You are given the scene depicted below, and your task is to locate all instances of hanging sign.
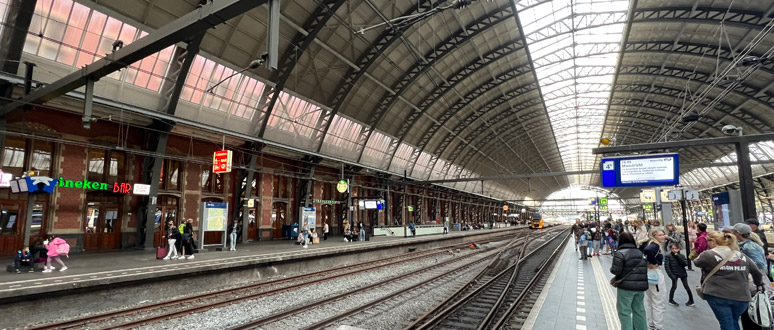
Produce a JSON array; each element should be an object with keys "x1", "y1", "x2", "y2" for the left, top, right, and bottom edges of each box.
[
  {"x1": 502, "y1": 205, "x2": 509, "y2": 211},
  {"x1": 336, "y1": 179, "x2": 348, "y2": 193},
  {"x1": 133, "y1": 183, "x2": 150, "y2": 195},
  {"x1": 640, "y1": 189, "x2": 657, "y2": 203},
  {"x1": 213, "y1": 150, "x2": 233, "y2": 174},
  {"x1": 25, "y1": 176, "x2": 56, "y2": 194},
  {"x1": 601, "y1": 153, "x2": 679, "y2": 187},
  {"x1": 407, "y1": 205, "x2": 414, "y2": 212}
]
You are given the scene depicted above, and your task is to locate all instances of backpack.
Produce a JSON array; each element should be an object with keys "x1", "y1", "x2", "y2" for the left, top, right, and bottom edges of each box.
[
  {"x1": 56, "y1": 240, "x2": 70, "y2": 256},
  {"x1": 178, "y1": 223, "x2": 186, "y2": 235}
]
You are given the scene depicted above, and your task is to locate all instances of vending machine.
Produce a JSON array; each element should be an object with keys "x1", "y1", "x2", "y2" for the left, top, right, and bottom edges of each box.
[{"x1": 712, "y1": 190, "x2": 743, "y2": 229}]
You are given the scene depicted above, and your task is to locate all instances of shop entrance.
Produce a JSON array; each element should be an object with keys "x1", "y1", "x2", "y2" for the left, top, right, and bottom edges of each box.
[
  {"x1": 154, "y1": 195, "x2": 179, "y2": 248},
  {"x1": 247, "y1": 209, "x2": 257, "y2": 241},
  {"x1": 83, "y1": 203, "x2": 121, "y2": 250},
  {"x1": 272, "y1": 202, "x2": 287, "y2": 239}
]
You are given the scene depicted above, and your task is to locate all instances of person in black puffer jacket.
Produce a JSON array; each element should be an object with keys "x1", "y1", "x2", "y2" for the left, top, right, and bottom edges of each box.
[
  {"x1": 610, "y1": 232, "x2": 648, "y2": 330},
  {"x1": 664, "y1": 242, "x2": 694, "y2": 307}
]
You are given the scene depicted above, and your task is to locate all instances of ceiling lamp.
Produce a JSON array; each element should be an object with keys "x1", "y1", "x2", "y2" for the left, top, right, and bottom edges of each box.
[{"x1": 681, "y1": 110, "x2": 700, "y2": 123}]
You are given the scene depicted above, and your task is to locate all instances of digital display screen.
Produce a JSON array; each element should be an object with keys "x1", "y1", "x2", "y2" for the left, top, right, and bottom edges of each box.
[{"x1": 601, "y1": 153, "x2": 679, "y2": 188}]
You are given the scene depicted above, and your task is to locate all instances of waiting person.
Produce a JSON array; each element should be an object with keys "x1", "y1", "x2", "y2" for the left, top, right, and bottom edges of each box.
[
  {"x1": 579, "y1": 229, "x2": 590, "y2": 260},
  {"x1": 665, "y1": 224, "x2": 683, "y2": 250},
  {"x1": 359, "y1": 222, "x2": 366, "y2": 242},
  {"x1": 747, "y1": 219, "x2": 768, "y2": 252},
  {"x1": 733, "y1": 223, "x2": 767, "y2": 272},
  {"x1": 572, "y1": 219, "x2": 581, "y2": 251},
  {"x1": 688, "y1": 222, "x2": 698, "y2": 250},
  {"x1": 691, "y1": 223, "x2": 709, "y2": 259},
  {"x1": 43, "y1": 236, "x2": 69, "y2": 272},
  {"x1": 443, "y1": 221, "x2": 448, "y2": 235},
  {"x1": 229, "y1": 221, "x2": 239, "y2": 251},
  {"x1": 14, "y1": 247, "x2": 35, "y2": 273},
  {"x1": 664, "y1": 242, "x2": 694, "y2": 307},
  {"x1": 695, "y1": 231, "x2": 764, "y2": 330},
  {"x1": 592, "y1": 226, "x2": 603, "y2": 256},
  {"x1": 610, "y1": 232, "x2": 648, "y2": 330},
  {"x1": 302, "y1": 222, "x2": 309, "y2": 248},
  {"x1": 409, "y1": 222, "x2": 416, "y2": 237},
  {"x1": 182, "y1": 218, "x2": 195, "y2": 259},
  {"x1": 642, "y1": 229, "x2": 667, "y2": 330},
  {"x1": 631, "y1": 220, "x2": 649, "y2": 250},
  {"x1": 163, "y1": 220, "x2": 180, "y2": 260},
  {"x1": 323, "y1": 221, "x2": 329, "y2": 241}
]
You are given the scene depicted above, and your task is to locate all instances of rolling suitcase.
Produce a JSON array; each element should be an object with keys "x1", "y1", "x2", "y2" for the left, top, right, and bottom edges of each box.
[{"x1": 156, "y1": 246, "x2": 169, "y2": 259}]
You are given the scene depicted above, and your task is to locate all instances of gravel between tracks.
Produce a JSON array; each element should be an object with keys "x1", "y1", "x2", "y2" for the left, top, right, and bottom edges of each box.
[{"x1": 134, "y1": 242, "x2": 503, "y2": 330}]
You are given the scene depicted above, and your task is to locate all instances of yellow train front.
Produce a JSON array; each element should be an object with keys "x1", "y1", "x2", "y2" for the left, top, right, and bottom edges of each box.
[{"x1": 530, "y1": 212, "x2": 543, "y2": 229}]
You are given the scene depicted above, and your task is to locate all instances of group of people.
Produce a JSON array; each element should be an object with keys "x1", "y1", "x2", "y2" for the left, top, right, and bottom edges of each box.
[
  {"x1": 13, "y1": 236, "x2": 70, "y2": 273},
  {"x1": 342, "y1": 220, "x2": 364, "y2": 243},
  {"x1": 587, "y1": 217, "x2": 772, "y2": 330},
  {"x1": 162, "y1": 218, "x2": 197, "y2": 260}
]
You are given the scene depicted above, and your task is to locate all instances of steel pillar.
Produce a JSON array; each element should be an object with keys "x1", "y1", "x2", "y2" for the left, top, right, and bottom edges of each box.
[{"x1": 736, "y1": 141, "x2": 757, "y2": 220}]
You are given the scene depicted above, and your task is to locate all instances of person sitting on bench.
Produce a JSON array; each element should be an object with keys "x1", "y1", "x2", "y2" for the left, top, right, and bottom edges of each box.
[{"x1": 14, "y1": 247, "x2": 35, "y2": 273}]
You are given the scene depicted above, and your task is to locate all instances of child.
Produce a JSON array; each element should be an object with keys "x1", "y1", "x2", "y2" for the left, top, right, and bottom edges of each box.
[
  {"x1": 43, "y1": 236, "x2": 69, "y2": 272},
  {"x1": 14, "y1": 247, "x2": 34, "y2": 273},
  {"x1": 579, "y1": 230, "x2": 589, "y2": 260},
  {"x1": 664, "y1": 243, "x2": 694, "y2": 306}
]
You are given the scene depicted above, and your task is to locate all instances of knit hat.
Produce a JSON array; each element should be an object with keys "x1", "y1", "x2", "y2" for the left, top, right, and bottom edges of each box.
[
  {"x1": 746, "y1": 219, "x2": 760, "y2": 226},
  {"x1": 733, "y1": 223, "x2": 752, "y2": 235}
]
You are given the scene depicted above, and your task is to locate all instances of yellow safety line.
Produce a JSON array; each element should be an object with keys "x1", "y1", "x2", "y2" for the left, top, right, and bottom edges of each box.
[{"x1": 591, "y1": 256, "x2": 621, "y2": 330}]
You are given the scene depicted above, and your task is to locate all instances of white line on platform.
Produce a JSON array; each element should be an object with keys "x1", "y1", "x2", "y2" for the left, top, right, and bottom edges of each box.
[{"x1": 591, "y1": 256, "x2": 620, "y2": 330}]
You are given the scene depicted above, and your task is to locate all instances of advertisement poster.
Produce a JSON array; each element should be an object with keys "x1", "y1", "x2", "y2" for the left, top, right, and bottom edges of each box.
[
  {"x1": 203, "y1": 202, "x2": 228, "y2": 231},
  {"x1": 301, "y1": 207, "x2": 316, "y2": 230}
]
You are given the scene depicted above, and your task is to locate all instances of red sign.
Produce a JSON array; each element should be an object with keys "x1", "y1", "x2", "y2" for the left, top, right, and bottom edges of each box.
[{"x1": 213, "y1": 150, "x2": 233, "y2": 174}]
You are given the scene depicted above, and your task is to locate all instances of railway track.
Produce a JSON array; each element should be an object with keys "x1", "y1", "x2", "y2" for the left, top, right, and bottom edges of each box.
[
  {"x1": 30, "y1": 231, "x2": 522, "y2": 330},
  {"x1": 406, "y1": 226, "x2": 569, "y2": 330}
]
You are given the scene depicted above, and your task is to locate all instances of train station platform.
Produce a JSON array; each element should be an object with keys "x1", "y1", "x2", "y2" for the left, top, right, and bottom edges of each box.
[
  {"x1": 523, "y1": 237, "x2": 718, "y2": 330},
  {"x1": 0, "y1": 227, "x2": 521, "y2": 303}
]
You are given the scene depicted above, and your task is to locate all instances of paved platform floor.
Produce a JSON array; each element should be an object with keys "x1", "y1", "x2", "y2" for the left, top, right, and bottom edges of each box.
[
  {"x1": 524, "y1": 238, "x2": 720, "y2": 330},
  {"x1": 0, "y1": 227, "x2": 517, "y2": 299}
]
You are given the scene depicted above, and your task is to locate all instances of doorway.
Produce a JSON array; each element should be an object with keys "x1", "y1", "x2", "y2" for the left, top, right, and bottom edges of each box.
[
  {"x1": 154, "y1": 195, "x2": 179, "y2": 247},
  {"x1": 247, "y1": 209, "x2": 257, "y2": 241},
  {"x1": 0, "y1": 201, "x2": 23, "y2": 254},
  {"x1": 272, "y1": 202, "x2": 287, "y2": 239},
  {"x1": 83, "y1": 203, "x2": 121, "y2": 250}
]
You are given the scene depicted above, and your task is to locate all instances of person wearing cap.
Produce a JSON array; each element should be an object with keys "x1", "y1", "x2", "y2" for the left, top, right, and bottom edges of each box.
[
  {"x1": 733, "y1": 223, "x2": 767, "y2": 272},
  {"x1": 746, "y1": 218, "x2": 768, "y2": 253}
]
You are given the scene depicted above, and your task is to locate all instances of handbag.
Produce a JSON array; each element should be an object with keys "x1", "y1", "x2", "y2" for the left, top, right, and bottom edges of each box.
[
  {"x1": 647, "y1": 271, "x2": 659, "y2": 284},
  {"x1": 696, "y1": 251, "x2": 733, "y2": 300},
  {"x1": 748, "y1": 289, "x2": 773, "y2": 327}
]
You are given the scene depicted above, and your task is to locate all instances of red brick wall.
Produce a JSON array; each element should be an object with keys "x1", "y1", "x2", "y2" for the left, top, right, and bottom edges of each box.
[{"x1": 52, "y1": 144, "x2": 87, "y2": 232}]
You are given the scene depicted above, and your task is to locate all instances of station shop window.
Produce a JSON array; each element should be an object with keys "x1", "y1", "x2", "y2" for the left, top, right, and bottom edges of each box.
[
  {"x1": 30, "y1": 203, "x2": 44, "y2": 236},
  {"x1": 272, "y1": 175, "x2": 290, "y2": 199},
  {"x1": 88, "y1": 149, "x2": 125, "y2": 184},
  {"x1": 158, "y1": 160, "x2": 181, "y2": 191},
  {"x1": 2, "y1": 137, "x2": 54, "y2": 178},
  {"x1": 201, "y1": 169, "x2": 224, "y2": 194}
]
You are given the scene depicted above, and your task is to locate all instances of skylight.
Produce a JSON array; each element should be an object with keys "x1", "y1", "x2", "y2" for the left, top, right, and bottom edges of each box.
[{"x1": 516, "y1": 0, "x2": 630, "y2": 185}]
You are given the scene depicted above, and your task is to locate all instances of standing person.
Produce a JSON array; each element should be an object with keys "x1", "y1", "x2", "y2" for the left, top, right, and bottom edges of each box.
[
  {"x1": 593, "y1": 226, "x2": 603, "y2": 256},
  {"x1": 610, "y1": 232, "x2": 649, "y2": 330},
  {"x1": 695, "y1": 231, "x2": 764, "y2": 330},
  {"x1": 579, "y1": 229, "x2": 590, "y2": 260},
  {"x1": 409, "y1": 222, "x2": 416, "y2": 237},
  {"x1": 323, "y1": 221, "x2": 329, "y2": 241},
  {"x1": 747, "y1": 219, "x2": 769, "y2": 252},
  {"x1": 642, "y1": 229, "x2": 667, "y2": 330},
  {"x1": 665, "y1": 224, "x2": 683, "y2": 250},
  {"x1": 359, "y1": 222, "x2": 366, "y2": 242},
  {"x1": 182, "y1": 219, "x2": 195, "y2": 259},
  {"x1": 733, "y1": 223, "x2": 767, "y2": 272},
  {"x1": 43, "y1": 236, "x2": 69, "y2": 272},
  {"x1": 229, "y1": 221, "x2": 239, "y2": 251},
  {"x1": 163, "y1": 220, "x2": 180, "y2": 260},
  {"x1": 443, "y1": 220, "x2": 449, "y2": 235},
  {"x1": 632, "y1": 220, "x2": 649, "y2": 250},
  {"x1": 302, "y1": 221, "x2": 309, "y2": 248},
  {"x1": 664, "y1": 242, "x2": 694, "y2": 307},
  {"x1": 572, "y1": 219, "x2": 581, "y2": 251},
  {"x1": 688, "y1": 222, "x2": 698, "y2": 250},
  {"x1": 692, "y1": 223, "x2": 709, "y2": 259}
]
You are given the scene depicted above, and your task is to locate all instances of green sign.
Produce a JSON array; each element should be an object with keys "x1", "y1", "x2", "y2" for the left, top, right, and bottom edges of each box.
[
  {"x1": 643, "y1": 204, "x2": 653, "y2": 211},
  {"x1": 407, "y1": 205, "x2": 414, "y2": 212},
  {"x1": 600, "y1": 197, "x2": 608, "y2": 206},
  {"x1": 336, "y1": 179, "x2": 348, "y2": 193}
]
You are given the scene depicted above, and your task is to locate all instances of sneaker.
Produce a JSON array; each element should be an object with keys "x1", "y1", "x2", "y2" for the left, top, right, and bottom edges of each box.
[
  {"x1": 28, "y1": 268, "x2": 34, "y2": 273},
  {"x1": 171, "y1": 256, "x2": 179, "y2": 259},
  {"x1": 42, "y1": 268, "x2": 52, "y2": 273},
  {"x1": 686, "y1": 301, "x2": 695, "y2": 307},
  {"x1": 59, "y1": 266, "x2": 68, "y2": 272},
  {"x1": 163, "y1": 256, "x2": 170, "y2": 260},
  {"x1": 15, "y1": 269, "x2": 20, "y2": 274},
  {"x1": 669, "y1": 300, "x2": 678, "y2": 306},
  {"x1": 303, "y1": 245, "x2": 308, "y2": 248}
]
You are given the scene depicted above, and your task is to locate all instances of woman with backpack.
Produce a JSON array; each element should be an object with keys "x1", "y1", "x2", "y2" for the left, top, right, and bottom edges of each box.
[
  {"x1": 610, "y1": 232, "x2": 648, "y2": 330},
  {"x1": 642, "y1": 229, "x2": 667, "y2": 330},
  {"x1": 43, "y1": 236, "x2": 69, "y2": 272},
  {"x1": 695, "y1": 231, "x2": 764, "y2": 330},
  {"x1": 182, "y1": 218, "x2": 195, "y2": 259}
]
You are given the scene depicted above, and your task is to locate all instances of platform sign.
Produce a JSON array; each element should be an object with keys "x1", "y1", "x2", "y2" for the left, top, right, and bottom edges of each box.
[
  {"x1": 600, "y1": 197, "x2": 608, "y2": 210},
  {"x1": 300, "y1": 207, "x2": 315, "y2": 230},
  {"x1": 336, "y1": 179, "x2": 348, "y2": 193},
  {"x1": 640, "y1": 189, "x2": 657, "y2": 203},
  {"x1": 601, "y1": 153, "x2": 679, "y2": 188},
  {"x1": 643, "y1": 204, "x2": 653, "y2": 211},
  {"x1": 0, "y1": 170, "x2": 11, "y2": 188},
  {"x1": 213, "y1": 150, "x2": 233, "y2": 174}
]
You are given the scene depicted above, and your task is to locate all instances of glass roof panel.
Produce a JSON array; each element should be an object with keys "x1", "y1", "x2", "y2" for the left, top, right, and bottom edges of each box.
[{"x1": 517, "y1": 0, "x2": 629, "y2": 185}]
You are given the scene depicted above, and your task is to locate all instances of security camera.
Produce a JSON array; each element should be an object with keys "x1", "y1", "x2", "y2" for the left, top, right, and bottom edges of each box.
[{"x1": 721, "y1": 124, "x2": 743, "y2": 136}]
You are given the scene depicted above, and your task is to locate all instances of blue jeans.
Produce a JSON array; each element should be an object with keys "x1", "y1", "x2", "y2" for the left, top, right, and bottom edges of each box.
[
  {"x1": 359, "y1": 229, "x2": 365, "y2": 241},
  {"x1": 705, "y1": 294, "x2": 748, "y2": 330}
]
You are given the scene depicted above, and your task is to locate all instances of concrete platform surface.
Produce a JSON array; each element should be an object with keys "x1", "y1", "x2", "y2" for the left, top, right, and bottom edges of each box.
[
  {"x1": 0, "y1": 227, "x2": 521, "y2": 300},
  {"x1": 524, "y1": 237, "x2": 721, "y2": 330}
]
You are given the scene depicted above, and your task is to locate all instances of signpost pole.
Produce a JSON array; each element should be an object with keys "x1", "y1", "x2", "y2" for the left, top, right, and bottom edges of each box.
[
  {"x1": 680, "y1": 191, "x2": 692, "y2": 270},
  {"x1": 653, "y1": 203, "x2": 658, "y2": 224}
]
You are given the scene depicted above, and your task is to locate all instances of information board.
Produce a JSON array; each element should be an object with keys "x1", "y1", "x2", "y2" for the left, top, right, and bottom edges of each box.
[
  {"x1": 601, "y1": 153, "x2": 679, "y2": 187},
  {"x1": 202, "y1": 202, "x2": 228, "y2": 231}
]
